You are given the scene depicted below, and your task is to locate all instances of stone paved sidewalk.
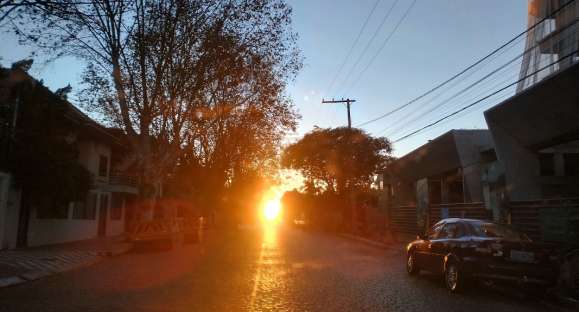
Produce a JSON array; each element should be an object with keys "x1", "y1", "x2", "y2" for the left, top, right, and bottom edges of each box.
[{"x1": 0, "y1": 236, "x2": 132, "y2": 288}]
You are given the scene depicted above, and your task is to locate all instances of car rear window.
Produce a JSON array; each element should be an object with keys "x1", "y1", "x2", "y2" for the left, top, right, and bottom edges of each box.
[{"x1": 467, "y1": 222, "x2": 529, "y2": 242}]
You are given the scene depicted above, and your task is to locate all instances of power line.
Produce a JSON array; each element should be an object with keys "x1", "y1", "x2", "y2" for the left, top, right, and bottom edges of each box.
[
  {"x1": 334, "y1": 0, "x2": 400, "y2": 96},
  {"x1": 324, "y1": 0, "x2": 382, "y2": 97},
  {"x1": 345, "y1": 0, "x2": 417, "y2": 94},
  {"x1": 391, "y1": 47, "x2": 579, "y2": 143},
  {"x1": 383, "y1": 14, "x2": 579, "y2": 138},
  {"x1": 375, "y1": 43, "x2": 522, "y2": 136},
  {"x1": 355, "y1": 0, "x2": 577, "y2": 128}
]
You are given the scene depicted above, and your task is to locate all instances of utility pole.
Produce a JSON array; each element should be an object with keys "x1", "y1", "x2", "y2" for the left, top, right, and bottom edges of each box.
[{"x1": 321, "y1": 98, "x2": 356, "y2": 128}]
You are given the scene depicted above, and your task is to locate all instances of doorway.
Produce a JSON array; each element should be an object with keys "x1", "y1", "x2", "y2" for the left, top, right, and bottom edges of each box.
[{"x1": 98, "y1": 193, "x2": 109, "y2": 237}]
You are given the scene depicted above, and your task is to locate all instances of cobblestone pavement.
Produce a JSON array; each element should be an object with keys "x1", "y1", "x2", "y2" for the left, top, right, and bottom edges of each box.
[
  {"x1": 0, "y1": 250, "x2": 100, "y2": 276},
  {"x1": 0, "y1": 226, "x2": 563, "y2": 311}
]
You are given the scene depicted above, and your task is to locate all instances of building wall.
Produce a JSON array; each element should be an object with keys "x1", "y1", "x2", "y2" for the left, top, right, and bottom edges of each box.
[
  {"x1": 26, "y1": 190, "x2": 125, "y2": 247},
  {"x1": 0, "y1": 172, "x2": 9, "y2": 248},
  {"x1": 487, "y1": 119, "x2": 542, "y2": 201},
  {"x1": 0, "y1": 172, "x2": 21, "y2": 249},
  {"x1": 27, "y1": 203, "x2": 99, "y2": 247},
  {"x1": 106, "y1": 197, "x2": 126, "y2": 237},
  {"x1": 78, "y1": 140, "x2": 112, "y2": 183}
]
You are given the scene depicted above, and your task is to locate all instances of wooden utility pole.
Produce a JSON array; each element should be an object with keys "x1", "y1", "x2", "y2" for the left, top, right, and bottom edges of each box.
[{"x1": 321, "y1": 98, "x2": 356, "y2": 128}]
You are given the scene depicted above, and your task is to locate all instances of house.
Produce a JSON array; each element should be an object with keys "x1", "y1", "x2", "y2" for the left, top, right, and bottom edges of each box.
[
  {"x1": 383, "y1": 129, "x2": 494, "y2": 236},
  {"x1": 483, "y1": 0, "x2": 579, "y2": 242},
  {"x1": 0, "y1": 67, "x2": 138, "y2": 249}
]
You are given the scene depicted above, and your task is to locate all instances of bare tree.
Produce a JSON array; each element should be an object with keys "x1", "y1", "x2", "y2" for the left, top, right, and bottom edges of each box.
[{"x1": 10, "y1": 0, "x2": 301, "y2": 218}]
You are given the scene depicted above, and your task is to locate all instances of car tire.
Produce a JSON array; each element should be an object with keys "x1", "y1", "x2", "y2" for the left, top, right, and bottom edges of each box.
[
  {"x1": 444, "y1": 262, "x2": 463, "y2": 293},
  {"x1": 407, "y1": 252, "x2": 420, "y2": 276}
]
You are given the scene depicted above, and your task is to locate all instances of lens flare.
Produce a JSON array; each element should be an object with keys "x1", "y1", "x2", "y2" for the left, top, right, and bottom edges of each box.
[{"x1": 263, "y1": 198, "x2": 281, "y2": 222}]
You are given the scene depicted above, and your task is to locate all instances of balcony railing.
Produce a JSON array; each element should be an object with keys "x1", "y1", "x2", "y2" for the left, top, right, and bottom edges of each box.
[{"x1": 109, "y1": 171, "x2": 138, "y2": 187}]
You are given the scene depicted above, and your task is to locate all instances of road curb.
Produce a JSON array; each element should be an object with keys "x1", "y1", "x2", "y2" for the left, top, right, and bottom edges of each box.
[
  {"x1": 0, "y1": 276, "x2": 27, "y2": 288},
  {"x1": 339, "y1": 234, "x2": 405, "y2": 254},
  {"x1": 19, "y1": 269, "x2": 53, "y2": 281},
  {"x1": 96, "y1": 243, "x2": 133, "y2": 257}
]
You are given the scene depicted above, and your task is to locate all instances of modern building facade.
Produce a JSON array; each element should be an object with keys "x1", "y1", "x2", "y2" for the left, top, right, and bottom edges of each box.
[
  {"x1": 383, "y1": 130, "x2": 495, "y2": 234},
  {"x1": 486, "y1": 0, "x2": 579, "y2": 202},
  {"x1": 484, "y1": 0, "x2": 579, "y2": 242}
]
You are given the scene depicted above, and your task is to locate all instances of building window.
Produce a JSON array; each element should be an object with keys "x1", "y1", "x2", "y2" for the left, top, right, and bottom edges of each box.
[
  {"x1": 539, "y1": 153, "x2": 555, "y2": 176},
  {"x1": 564, "y1": 153, "x2": 579, "y2": 176},
  {"x1": 448, "y1": 180, "x2": 464, "y2": 203},
  {"x1": 110, "y1": 193, "x2": 123, "y2": 220},
  {"x1": 72, "y1": 193, "x2": 97, "y2": 219},
  {"x1": 37, "y1": 201, "x2": 69, "y2": 219},
  {"x1": 98, "y1": 155, "x2": 109, "y2": 177}
]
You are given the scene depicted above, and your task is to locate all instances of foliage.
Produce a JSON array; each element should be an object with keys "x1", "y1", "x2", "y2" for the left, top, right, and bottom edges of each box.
[
  {"x1": 282, "y1": 127, "x2": 392, "y2": 194},
  {"x1": 6, "y1": 67, "x2": 90, "y2": 212},
  {"x1": 8, "y1": 0, "x2": 302, "y2": 212}
]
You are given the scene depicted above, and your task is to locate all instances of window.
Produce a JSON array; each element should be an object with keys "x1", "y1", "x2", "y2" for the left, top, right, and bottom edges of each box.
[
  {"x1": 539, "y1": 153, "x2": 555, "y2": 176},
  {"x1": 564, "y1": 153, "x2": 579, "y2": 176},
  {"x1": 427, "y1": 222, "x2": 445, "y2": 240},
  {"x1": 72, "y1": 193, "x2": 97, "y2": 219},
  {"x1": 467, "y1": 221, "x2": 530, "y2": 242},
  {"x1": 110, "y1": 193, "x2": 123, "y2": 220},
  {"x1": 428, "y1": 180, "x2": 442, "y2": 204},
  {"x1": 438, "y1": 223, "x2": 463, "y2": 239},
  {"x1": 98, "y1": 155, "x2": 109, "y2": 177},
  {"x1": 448, "y1": 181, "x2": 464, "y2": 203}
]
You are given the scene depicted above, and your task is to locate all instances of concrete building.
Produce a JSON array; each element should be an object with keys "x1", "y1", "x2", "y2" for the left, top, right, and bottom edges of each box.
[
  {"x1": 0, "y1": 67, "x2": 138, "y2": 249},
  {"x1": 485, "y1": 0, "x2": 579, "y2": 201},
  {"x1": 384, "y1": 130, "x2": 494, "y2": 234},
  {"x1": 483, "y1": 0, "x2": 579, "y2": 242}
]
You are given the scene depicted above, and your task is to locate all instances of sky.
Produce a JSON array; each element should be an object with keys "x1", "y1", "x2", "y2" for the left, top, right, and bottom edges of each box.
[{"x1": 0, "y1": 0, "x2": 529, "y2": 157}]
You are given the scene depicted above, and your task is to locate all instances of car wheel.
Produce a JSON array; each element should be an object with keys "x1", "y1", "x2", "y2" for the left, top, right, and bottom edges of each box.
[
  {"x1": 407, "y1": 252, "x2": 419, "y2": 276},
  {"x1": 444, "y1": 262, "x2": 463, "y2": 293}
]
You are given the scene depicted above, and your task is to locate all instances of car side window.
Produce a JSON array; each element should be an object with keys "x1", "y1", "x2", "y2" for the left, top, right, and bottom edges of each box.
[
  {"x1": 438, "y1": 223, "x2": 462, "y2": 239},
  {"x1": 427, "y1": 223, "x2": 445, "y2": 240}
]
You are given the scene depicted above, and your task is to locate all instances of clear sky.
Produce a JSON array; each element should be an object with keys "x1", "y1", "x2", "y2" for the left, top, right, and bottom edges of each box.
[
  {"x1": 0, "y1": 0, "x2": 529, "y2": 157},
  {"x1": 286, "y1": 0, "x2": 528, "y2": 156}
]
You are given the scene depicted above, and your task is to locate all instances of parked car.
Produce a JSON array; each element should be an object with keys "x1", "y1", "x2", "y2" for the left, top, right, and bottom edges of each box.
[{"x1": 406, "y1": 218, "x2": 559, "y2": 292}]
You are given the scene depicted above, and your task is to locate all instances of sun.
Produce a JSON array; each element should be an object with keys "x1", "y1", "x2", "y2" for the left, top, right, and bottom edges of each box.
[
  {"x1": 261, "y1": 187, "x2": 283, "y2": 223},
  {"x1": 263, "y1": 198, "x2": 282, "y2": 222}
]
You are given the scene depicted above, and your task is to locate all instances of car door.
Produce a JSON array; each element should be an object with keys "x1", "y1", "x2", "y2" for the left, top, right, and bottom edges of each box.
[
  {"x1": 415, "y1": 222, "x2": 445, "y2": 271},
  {"x1": 428, "y1": 222, "x2": 460, "y2": 274}
]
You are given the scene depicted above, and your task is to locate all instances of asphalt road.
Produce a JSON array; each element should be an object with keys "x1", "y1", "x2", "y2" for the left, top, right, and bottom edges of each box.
[{"x1": 0, "y1": 226, "x2": 560, "y2": 311}]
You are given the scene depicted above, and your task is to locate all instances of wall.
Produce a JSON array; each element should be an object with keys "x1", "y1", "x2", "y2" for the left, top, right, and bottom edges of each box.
[
  {"x1": 454, "y1": 130, "x2": 495, "y2": 203},
  {"x1": 78, "y1": 140, "x2": 112, "y2": 183},
  {"x1": 27, "y1": 202, "x2": 97, "y2": 247},
  {"x1": 106, "y1": 197, "x2": 125, "y2": 237},
  {"x1": 0, "y1": 172, "x2": 20, "y2": 249},
  {"x1": 486, "y1": 119, "x2": 542, "y2": 201},
  {"x1": 0, "y1": 172, "x2": 9, "y2": 248},
  {"x1": 26, "y1": 191, "x2": 125, "y2": 247}
]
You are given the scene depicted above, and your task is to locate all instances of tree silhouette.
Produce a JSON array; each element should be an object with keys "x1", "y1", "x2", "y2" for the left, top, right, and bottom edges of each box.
[
  {"x1": 9, "y1": 0, "x2": 301, "y2": 218},
  {"x1": 282, "y1": 127, "x2": 392, "y2": 195}
]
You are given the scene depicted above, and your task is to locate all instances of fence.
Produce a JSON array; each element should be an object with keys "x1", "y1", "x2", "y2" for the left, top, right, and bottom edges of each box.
[
  {"x1": 390, "y1": 205, "x2": 419, "y2": 234},
  {"x1": 510, "y1": 198, "x2": 579, "y2": 243},
  {"x1": 429, "y1": 202, "x2": 492, "y2": 226},
  {"x1": 390, "y1": 203, "x2": 493, "y2": 234}
]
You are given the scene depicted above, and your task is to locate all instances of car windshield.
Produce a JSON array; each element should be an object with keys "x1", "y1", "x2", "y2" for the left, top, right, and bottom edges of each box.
[{"x1": 468, "y1": 222, "x2": 530, "y2": 242}]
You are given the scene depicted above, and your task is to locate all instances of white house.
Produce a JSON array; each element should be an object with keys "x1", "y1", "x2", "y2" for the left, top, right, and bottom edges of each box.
[{"x1": 0, "y1": 67, "x2": 138, "y2": 249}]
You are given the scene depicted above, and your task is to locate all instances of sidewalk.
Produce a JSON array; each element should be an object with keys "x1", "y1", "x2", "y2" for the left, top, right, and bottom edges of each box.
[
  {"x1": 0, "y1": 236, "x2": 132, "y2": 288},
  {"x1": 339, "y1": 233, "x2": 407, "y2": 255}
]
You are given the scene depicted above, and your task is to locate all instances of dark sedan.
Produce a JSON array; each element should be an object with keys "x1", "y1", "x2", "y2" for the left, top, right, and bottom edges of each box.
[{"x1": 406, "y1": 218, "x2": 559, "y2": 292}]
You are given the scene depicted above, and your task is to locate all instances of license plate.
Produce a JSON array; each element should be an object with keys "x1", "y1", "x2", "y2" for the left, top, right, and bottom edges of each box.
[{"x1": 510, "y1": 250, "x2": 535, "y2": 263}]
